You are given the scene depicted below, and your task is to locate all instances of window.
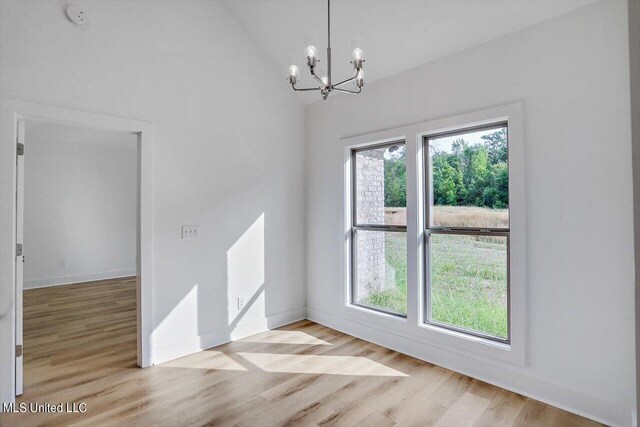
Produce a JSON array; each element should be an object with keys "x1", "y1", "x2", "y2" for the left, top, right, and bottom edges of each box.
[
  {"x1": 351, "y1": 142, "x2": 407, "y2": 316},
  {"x1": 343, "y1": 104, "x2": 523, "y2": 362},
  {"x1": 424, "y1": 124, "x2": 510, "y2": 342}
]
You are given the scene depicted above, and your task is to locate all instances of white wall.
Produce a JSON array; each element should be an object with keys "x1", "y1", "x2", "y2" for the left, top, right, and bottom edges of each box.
[
  {"x1": 23, "y1": 123, "x2": 137, "y2": 289},
  {"x1": 0, "y1": 0, "x2": 306, "y2": 364},
  {"x1": 305, "y1": 2, "x2": 634, "y2": 426},
  {"x1": 1, "y1": 0, "x2": 635, "y2": 424}
]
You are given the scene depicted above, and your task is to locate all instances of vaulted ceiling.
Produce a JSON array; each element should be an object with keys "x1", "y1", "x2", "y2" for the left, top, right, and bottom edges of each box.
[{"x1": 224, "y1": 0, "x2": 598, "y2": 104}]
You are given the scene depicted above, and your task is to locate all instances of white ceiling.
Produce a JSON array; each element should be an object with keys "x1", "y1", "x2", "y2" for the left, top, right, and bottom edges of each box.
[{"x1": 224, "y1": 0, "x2": 598, "y2": 104}]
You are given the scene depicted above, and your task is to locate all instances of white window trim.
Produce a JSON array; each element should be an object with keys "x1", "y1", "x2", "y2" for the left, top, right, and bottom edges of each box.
[{"x1": 341, "y1": 103, "x2": 525, "y2": 365}]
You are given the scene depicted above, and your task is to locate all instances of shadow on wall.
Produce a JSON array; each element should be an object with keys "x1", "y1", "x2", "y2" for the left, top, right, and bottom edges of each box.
[
  {"x1": 226, "y1": 214, "x2": 266, "y2": 333},
  {"x1": 152, "y1": 210, "x2": 287, "y2": 362},
  {"x1": 150, "y1": 206, "x2": 410, "y2": 377}
]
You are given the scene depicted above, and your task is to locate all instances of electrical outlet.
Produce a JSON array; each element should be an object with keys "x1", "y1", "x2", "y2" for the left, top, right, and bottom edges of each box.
[
  {"x1": 181, "y1": 225, "x2": 199, "y2": 239},
  {"x1": 59, "y1": 260, "x2": 65, "y2": 268},
  {"x1": 237, "y1": 298, "x2": 245, "y2": 310}
]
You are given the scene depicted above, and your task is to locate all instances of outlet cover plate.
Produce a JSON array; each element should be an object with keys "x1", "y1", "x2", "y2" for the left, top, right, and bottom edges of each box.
[{"x1": 181, "y1": 225, "x2": 199, "y2": 239}]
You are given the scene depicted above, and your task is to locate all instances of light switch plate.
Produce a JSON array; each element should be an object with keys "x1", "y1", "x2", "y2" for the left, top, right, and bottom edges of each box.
[{"x1": 181, "y1": 225, "x2": 199, "y2": 239}]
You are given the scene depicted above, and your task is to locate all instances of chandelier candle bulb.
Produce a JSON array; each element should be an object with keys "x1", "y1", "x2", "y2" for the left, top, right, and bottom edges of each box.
[
  {"x1": 321, "y1": 76, "x2": 329, "y2": 87},
  {"x1": 306, "y1": 45, "x2": 318, "y2": 67},
  {"x1": 352, "y1": 48, "x2": 364, "y2": 68},
  {"x1": 306, "y1": 45, "x2": 317, "y2": 58},
  {"x1": 351, "y1": 37, "x2": 365, "y2": 69},
  {"x1": 288, "y1": 65, "x2": 299, "y2": 84}
]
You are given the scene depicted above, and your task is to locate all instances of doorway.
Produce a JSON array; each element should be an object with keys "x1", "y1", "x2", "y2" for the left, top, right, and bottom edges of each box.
[
  {"x1": 0, "y1": 99, "x2": 153, "y2": 405},
  {"x1": 17, "y1": 121, "x2": 138, "y2": 396}
]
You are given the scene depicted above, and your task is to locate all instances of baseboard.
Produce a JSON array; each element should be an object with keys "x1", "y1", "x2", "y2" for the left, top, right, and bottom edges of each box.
[
  {"x1": 151, "y1": 307, "x2": 306, "y2": 366},
  {"x1": 24, "y1": 269, "x2": 137, "y2": 289},
  {"x1": 306, "y1": 306, "x2": 628, "y2": 427},
  {"x1": 125, "y1": 303, "x2": 630, "y2": 426}
]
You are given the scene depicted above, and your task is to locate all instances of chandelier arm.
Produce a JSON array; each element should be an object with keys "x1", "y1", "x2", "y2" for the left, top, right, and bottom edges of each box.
[
  {"x1": 333, "y1": 87, "x2": 362, "y2": 95},
  {"x1": 332, "y1": 71, "x2": 359, "y2": 88},
  {"x1": 309, "y1": 67, "x2": 326, "y2": 86},
  {"x1": 291, "y1": 83, "x2": 322, "y2": 92}
]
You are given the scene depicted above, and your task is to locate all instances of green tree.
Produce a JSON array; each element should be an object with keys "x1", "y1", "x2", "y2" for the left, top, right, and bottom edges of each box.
[
  {"x1": 468, "y1": 147, "x2": 489, "y2": 206},
  {"x1": 482, "y1": 128, "x2": 508, "y2": 164},
  {"x1": 430, "y1": 128, "x2": 508, "y2": 209},
  {"x1": 433, "y1": 155, "x2": 457, "y2": 205},
  {"x1": 384, "y1": 148, "x2": 406, "y2": 207},
  {"x1": 492, "y1": 162, "x2": 509, "y2": 208}
]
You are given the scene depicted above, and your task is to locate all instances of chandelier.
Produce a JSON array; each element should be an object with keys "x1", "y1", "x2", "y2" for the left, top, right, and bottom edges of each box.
[{"x1": 287, "y1": 0, "x2": 365, "y2": 100}]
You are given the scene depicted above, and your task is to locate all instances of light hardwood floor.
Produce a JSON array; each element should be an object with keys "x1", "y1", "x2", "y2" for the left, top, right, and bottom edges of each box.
[{"x1": 1, "y1": 278, "x2": 601, "y2": 427}]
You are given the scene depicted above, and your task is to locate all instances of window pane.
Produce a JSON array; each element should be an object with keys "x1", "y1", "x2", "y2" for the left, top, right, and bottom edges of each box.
[
  {"x1": 355, "y1": 144, "x2": 406, "y2": 226},
  {"x1": 354, "y1": 230, "x2": 407, "y2": 315},
  {"x1": 429, "y1": 233, "x2": 508, "y2": 340},
  {"x1": 428, "y1": 126, "x2": 508, "y2": 229}
]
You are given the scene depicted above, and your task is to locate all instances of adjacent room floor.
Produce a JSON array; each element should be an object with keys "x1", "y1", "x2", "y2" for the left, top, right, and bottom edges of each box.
[{"x1": 2, "y1": 280, "x2": 600, "y2": 426}]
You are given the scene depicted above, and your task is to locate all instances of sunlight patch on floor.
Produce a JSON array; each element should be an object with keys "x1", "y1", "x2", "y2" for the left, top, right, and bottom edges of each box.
[
  {"x1": 240, "y1": 330, "x2": 332, "y2": 346},
  {"x1": 159, "y1": 351, "x2": 247, "y2": 371},
  {"x1": 237, "y1": 352, "x2": 409, "y2": 377}
]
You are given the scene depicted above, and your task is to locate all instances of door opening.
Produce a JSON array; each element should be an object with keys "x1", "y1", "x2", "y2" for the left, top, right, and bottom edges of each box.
[
  {"x1": 0, "y1": 98, "x2": 153, "y2": 406},
  {"x1": 15, "y1": 120, "x2": 140, "y2": 397}
]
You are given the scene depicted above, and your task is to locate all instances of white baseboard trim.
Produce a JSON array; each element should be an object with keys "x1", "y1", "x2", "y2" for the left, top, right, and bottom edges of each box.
[
  {"x1": 24, "y1": 269, "x2": 137, "y2": 289},
  {"x1": 306, "y1": 306, "x2": 627, "y2": 427},
  {"x1": 141, "y1": 304, "x2": 629, "y2": 426},
  {"x1": 151, "y1": 307, "x2": 306, "y2": 366}
]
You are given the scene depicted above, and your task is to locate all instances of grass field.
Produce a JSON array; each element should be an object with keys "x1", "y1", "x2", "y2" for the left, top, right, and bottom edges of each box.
[
  {"x1": 362, "y1": 206, "x2": 508, "y2": 339},
  {"x1": 383, "y1": 206, "x2": 509, "y2": 229}
]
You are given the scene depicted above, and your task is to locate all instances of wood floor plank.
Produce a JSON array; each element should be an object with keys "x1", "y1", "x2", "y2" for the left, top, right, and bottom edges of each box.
[
  {"x1": 0, "y1": 278, "x2": 603, "y2": 427},
  {"x1": 434, "y1": 392, "x2": 491, "y2": 427},
  {"x1": 473, "y1": 388, "x2": 528, "y2": 427}
]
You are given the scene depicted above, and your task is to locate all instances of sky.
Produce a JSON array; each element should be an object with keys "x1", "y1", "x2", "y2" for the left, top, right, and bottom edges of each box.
[
  {"x1": 429, "y1": 127, "x2": 505, "y2": 154},
  {"x1": 377, "y1": 125, "x2": 505, "y2": 160},
  {"x1": 383, "y1": 144, "x2": 405, "y2": 160}
]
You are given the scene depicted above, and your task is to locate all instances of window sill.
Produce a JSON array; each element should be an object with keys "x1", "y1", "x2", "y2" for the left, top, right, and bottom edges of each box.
[
  {"x1": 418, "y1": 322, "x2": 511, "y2": 352},
  {"x1": 337, "y1": 303, "x2": 523, "y2": 366},
  {"x1": 415, "y1": 320, "x2": 524, "y2": 366},
  {"x1": 346, "y1": 303, "x2": 408, "y2": 322}
]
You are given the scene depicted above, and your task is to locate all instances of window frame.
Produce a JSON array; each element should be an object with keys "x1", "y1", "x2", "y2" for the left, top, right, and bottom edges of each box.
[
  {"x1": 341, "y1": 103, "x2": 525, "y2": 366},
  {"x1": 423, "y1": 122, "x2": 511, "y2": 344},
  {"x1": 350, "y1": 141, "x2": 408, "y2": 318},
  {"x1": 422, "y1": 121, "x2": 511, "y2": 344}
]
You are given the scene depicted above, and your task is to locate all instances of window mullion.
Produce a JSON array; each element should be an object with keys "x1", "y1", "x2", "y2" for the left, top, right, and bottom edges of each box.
[
  {"x1": 425, "y1": 228, "x2": 509, "y2": 237},
  {"x1": 353, "y1": 224, "x2": 406, "y2": 232}
]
